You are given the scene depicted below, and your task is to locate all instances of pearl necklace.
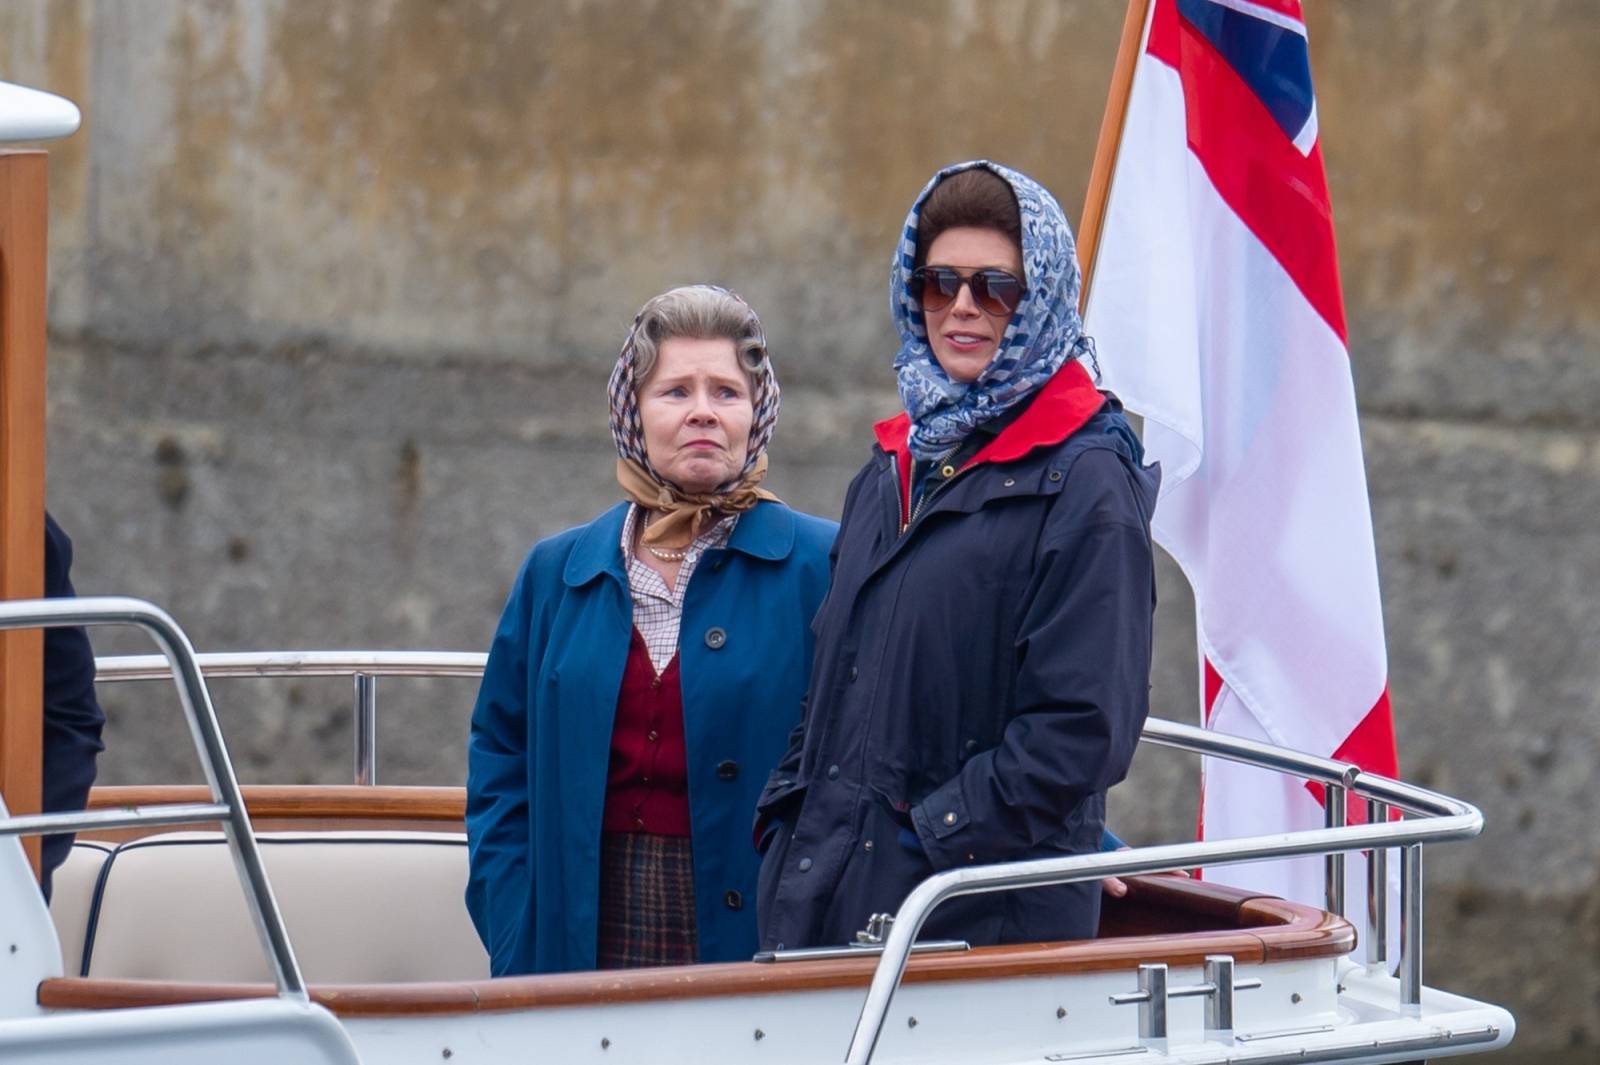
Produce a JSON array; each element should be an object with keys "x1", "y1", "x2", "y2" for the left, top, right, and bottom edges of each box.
[{"x1": 640, "y1": 513, "x2": 691, "y2": 562}]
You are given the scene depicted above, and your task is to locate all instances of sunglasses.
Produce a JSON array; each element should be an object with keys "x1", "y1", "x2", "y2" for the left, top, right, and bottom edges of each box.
[{"x1": 909, "y1": 266, "x2": 1026, "y2": 317}]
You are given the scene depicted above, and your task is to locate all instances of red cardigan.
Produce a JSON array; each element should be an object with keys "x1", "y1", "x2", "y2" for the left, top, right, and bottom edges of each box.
[{"x1": 602, "y1": 628, "x2": 691, "y2": 836}]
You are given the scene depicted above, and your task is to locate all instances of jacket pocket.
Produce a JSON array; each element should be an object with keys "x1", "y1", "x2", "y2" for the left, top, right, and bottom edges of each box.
[{"x1": 756, "y1": 778, "x2": 807, "y2": 820}]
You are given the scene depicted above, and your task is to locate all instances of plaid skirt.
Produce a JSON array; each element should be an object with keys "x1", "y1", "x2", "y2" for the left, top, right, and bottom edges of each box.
[{"x1": 596, "y1": 832, "x2": 699, "y2": 968}]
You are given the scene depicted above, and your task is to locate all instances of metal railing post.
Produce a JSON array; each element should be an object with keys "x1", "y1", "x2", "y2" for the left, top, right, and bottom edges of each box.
[
  {"x1": 1203, "y1": 955, "x2": 1238, "y2": 1035},
  {"x1": 1400, "y1": 843, "x2": 1423, "y2": 1010},
  {"x1": 1132, "y1": 962, "x2": 1169, "y2": 1043},
  {"x1": 0, "y1": 598, "x2": 307, "y2": 1001},
  {"x1": 1325, "y1": 782, "x2": 1347, "y2": 917},
  {"x1": 353, "y1": 672, "x2": 377, "y2": 785},
  {"x1": 1367, "y1": 798, "x2": 1389, "y2": 970}
]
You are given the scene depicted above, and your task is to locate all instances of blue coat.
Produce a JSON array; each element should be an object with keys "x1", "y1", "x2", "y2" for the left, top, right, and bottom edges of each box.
[
  {"x1": 756, "y1": 367, "x2": 1159, "y2": 951},
  {"x1": 466, "y1": 499, "x2": 836, "y2": 974}
]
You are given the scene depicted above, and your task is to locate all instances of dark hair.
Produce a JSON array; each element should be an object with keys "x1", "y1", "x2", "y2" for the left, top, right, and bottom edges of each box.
[{"x1": 914, "y1": 168, "x2": 1023, "y2": 268}]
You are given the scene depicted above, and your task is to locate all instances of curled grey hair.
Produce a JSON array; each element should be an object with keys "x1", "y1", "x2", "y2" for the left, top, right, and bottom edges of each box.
[{"x1": 629, "y1": 285, "x2": 768, "y2": 386}]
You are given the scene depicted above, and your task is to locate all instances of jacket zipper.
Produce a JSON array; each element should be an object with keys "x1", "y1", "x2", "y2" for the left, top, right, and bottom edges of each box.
[{"x1": 899, "y1": 448, "x2": 974, "y2": 535}]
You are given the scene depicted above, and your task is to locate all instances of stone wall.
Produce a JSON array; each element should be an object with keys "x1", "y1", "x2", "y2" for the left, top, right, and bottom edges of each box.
[{"x1": 3, "y1": 2, "x2": 1595, "y2": 1055}]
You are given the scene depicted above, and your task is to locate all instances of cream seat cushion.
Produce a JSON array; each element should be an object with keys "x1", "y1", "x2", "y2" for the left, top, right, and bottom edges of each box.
[
  {"x1": 49, "y1": 840, "x2": 115, "y2": 976},
  {"x1": 81, "y1": 831, "x2": 490, "y2": 983}
]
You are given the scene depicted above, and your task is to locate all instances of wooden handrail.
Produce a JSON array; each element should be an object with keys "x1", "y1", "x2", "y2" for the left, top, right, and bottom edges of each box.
[
  {"x1": 87, "y1": 785, "x2": 466, "y2": 822},
  {"x1": 37, "y1": 876, "x2": 1354, "y2": 1017}
]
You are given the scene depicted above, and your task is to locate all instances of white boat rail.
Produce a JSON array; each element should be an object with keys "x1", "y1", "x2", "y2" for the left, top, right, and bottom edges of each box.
[
  {"x1": 0, "y1": 597, "x2": 307, "y2": 1001},
  {"x1": 84, "y1": 641, "x2": 1486, "y2": 1065}
]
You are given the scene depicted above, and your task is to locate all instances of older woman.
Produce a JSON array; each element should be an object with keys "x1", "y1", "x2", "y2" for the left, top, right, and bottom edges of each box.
[
  {"x1": 756, "y1": 162, "x2": 1159, "y2": 950},
  {"x1": 468, "y1": 285, "x2": 835, "y2": 974}
]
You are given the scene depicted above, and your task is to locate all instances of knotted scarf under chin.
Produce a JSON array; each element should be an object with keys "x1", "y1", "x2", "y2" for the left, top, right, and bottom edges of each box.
[{"x1": 615, "y1": 454, "x2": 780, "y2": 548}]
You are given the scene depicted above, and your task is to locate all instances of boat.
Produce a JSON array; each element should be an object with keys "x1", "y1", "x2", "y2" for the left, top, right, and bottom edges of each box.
[
  {"x1": 0, "y1": 62, "x2": 1517, "y2": 1065},
  {"x1": 0, "y1": 595, "x2": 1515, "y2": 1064}
]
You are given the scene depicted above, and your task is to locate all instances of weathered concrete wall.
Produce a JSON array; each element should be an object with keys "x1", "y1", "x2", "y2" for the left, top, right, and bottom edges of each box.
[{"x1": 2, "y1": 1, "x2": 1595, "y2": 1056}]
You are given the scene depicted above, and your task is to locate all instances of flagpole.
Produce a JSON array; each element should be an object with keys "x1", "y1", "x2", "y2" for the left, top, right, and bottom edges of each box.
[{"x1": 1077, "y1": 0, "x2": 1154, "y2": 311}]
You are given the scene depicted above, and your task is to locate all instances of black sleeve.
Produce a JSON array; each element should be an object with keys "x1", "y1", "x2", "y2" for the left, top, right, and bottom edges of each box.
[{"x1": 40, "y1": 513, "x2": 107, "y2": 893}]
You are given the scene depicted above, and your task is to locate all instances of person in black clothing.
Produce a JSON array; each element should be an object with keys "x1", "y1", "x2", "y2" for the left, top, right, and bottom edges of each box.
[
  {"x1": 39, "y1": 512, "x2": 106, "y2": 901},
  {"x1": 755, "y1": 162, "x2": 1159, "y2": 951}
]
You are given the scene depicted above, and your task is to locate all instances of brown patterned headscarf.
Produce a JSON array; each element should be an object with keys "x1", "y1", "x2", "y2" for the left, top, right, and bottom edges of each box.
[{"x1": 605, "y1": 285, "x2": 782, "y2": 547}]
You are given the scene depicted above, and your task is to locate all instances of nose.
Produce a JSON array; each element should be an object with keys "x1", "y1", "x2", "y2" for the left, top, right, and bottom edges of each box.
[
  {"x1": 950, "y1": 279, "x2": 982, "y2": 318},
  {"x1": 687, "y1": 388, "x2": 719, "y2": 426}
]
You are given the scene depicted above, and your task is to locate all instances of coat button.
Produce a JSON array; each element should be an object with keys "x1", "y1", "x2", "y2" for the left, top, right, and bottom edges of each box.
[
  {"x1": 716, "y1": 759, "x2": 739, "y2": 780},
  {"x1": 647, "y1": 730, "x2": 659, "y2": 742},
  {"x1": 826, "y1": 764, "x2": 840, "y2": 780},
  {"x1": 798, "y1": 857, "x2": 813, "y2": 872},
  {"x1": 1049, "y1": 470, "x2": 1063, "y2": 482},
  {"x1": 725, "y1": 890, "x2": 743, "y2": 911},
  {"x1": 704, "y1": 626, "x2": 727, "y2": 649},
  {"x1": 864, "y1": 839, "x2": 874, "y2": 852},
  {"x1": 963, "y1": 739, "x2": 979, "y2": 755},
  {"x1": 943, "y1": 811, "x2": 958, "y2": 826},
  {"x1": 1003, "y1": 477, "x2": 1016, "y2": 487},
  {"x1": 940, "y1": 464, "x2": 956, "y2": 478},
  {"x1": 848, "y1": 666, "x2": 859, "y2": 682}
]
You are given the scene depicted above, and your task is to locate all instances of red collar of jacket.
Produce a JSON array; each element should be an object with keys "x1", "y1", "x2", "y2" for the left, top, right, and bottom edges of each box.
[{"x1": 872, "y1": 360, "x2": 1106, "y2": 525}]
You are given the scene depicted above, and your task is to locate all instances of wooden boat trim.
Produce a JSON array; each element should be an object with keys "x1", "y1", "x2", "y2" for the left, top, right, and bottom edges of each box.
[
  {"x1": 83, "y1": 785, "x2": 466, "y2": 840},
  {"x1": 37, "y1": 877, "x2": 1354, "y2": 1017}
]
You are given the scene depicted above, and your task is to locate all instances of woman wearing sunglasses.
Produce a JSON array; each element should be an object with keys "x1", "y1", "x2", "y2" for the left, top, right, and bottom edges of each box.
[
  {"x1": 755, "y1": 162, "x2": 1160, "y2": 951},
  {"x1": 467, "y1": 285, "x2": 836, "y2": 974}
]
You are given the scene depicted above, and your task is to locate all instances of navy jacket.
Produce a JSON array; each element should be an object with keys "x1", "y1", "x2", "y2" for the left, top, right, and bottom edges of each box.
[
  {"x1": 41, "y1": 513, "x2": 106, "y2": 901},
  {"x1": 756, "y1": 364, "x2": 1159, "y2": 950},
  {"x1": 466, "y1": 500, "x2": 836, "y2": 974}
]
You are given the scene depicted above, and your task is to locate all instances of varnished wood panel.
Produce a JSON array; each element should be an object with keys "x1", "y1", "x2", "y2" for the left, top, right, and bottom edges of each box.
[
  {"x1": 82, "y1": 784, "x2": 466, "y2": 840},
  {"x1": 0, "y1": 149, "x2": 50, "y2": 875}
]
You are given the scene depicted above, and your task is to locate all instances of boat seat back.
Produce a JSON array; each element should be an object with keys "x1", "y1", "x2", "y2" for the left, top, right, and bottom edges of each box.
[
  {"x1": 59, "y1": 831, "x2": 489, "y2": 982},
  {"x1": 48, "y1": 839, "x2": 116, "y2": 978}
]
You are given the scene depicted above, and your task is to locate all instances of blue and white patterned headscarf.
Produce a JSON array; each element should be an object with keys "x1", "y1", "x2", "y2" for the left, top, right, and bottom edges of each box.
[{"x1": 891, "y1": 160, "x2": 1099, "y2": 460}]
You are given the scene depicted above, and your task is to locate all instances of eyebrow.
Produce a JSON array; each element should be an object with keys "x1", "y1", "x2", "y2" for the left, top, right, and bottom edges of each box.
[
  {"x1": 925, "y1": 262, "x2": 1021, "y2": 273},
  {"x1": 652, "y1": 371, "x2": 748, "y2": 390}
]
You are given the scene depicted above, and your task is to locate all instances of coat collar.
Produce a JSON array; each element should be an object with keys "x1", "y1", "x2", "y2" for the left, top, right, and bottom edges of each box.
[
  {"x1": 872, "y1": 360, "x2": 1108, "y2": 525},
  {"x1": 563, "y1": 499, "x2": 796, "y2": 587},
  {"x1": 872, "y1": 359, "x2": 1105, "y2": 465}
]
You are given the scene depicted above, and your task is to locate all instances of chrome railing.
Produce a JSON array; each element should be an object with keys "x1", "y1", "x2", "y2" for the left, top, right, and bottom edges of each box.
[
  {"x1": 0, "y1": 597, "x2": 306, "y2": 1000},
  {"x1": 841, "y1": 724, "x2": 1480, "y2": 1065},
  {"x1": 95, "y1": 650, "x2": 487, "y2": 786},
  {"x1": 84, "y1": 637, "x2": 1476, "y2": 1064}
]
